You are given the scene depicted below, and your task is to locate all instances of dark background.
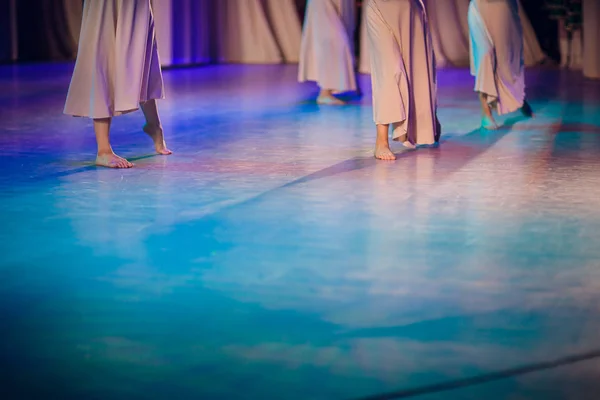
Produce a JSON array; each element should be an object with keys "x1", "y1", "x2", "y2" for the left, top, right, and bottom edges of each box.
[{"x1": 1, "y1": 0, "x2": 560, "y2": 65}]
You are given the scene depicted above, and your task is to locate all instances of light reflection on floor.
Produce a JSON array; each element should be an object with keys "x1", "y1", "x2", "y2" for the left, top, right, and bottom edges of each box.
[{"x1": 0, "y1": 63, "x2": 600, "y2": 399}]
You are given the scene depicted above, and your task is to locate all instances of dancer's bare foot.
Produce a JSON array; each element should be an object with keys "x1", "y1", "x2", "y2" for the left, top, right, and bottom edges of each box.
[
  {"x1": 401, "y1": 140, "x2": 416, "y2": 149},
  {"x1": 521, "y1": 100, "x2": 534, "y2": 118},
  {"x1": 374, "y1": 124, "x2": 396, "y2": 160},
  {"x1": 317, "y1": 89, "x2": 345, "y2": 105},
  {"x1": 92, "y1": 118, "x2": 132, "y2": 168},
  {"x1": 143, "y1": 124, "x2": 172, "y2": 155},
  {"x1": 317, "y1": 94, "x2": 345, "y2": 105},
  {"x1": 481, "y1": 114, "x2": 498, "y2": 130},
  {"x1": 375, "y1": 145, "x2": 396, "y2": 160},
  {"x1": 96, "y1": 152, "x2": 133, "y2": 168},
  {"x1": 394, "y1": 129, "x2": 416, "y2": 150},
  {"x1": 479, "y1": 92, "x2": 498, "y2": 130}
]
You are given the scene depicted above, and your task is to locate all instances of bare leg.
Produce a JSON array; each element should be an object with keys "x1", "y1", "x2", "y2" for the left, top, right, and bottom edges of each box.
[
  {"x1": 392, "y1": 123, "x2": 416, "y2": 149},
  {"x1": 316, "y1": 88, "x2": 345, "y2": 105},
  {"x1": 479, "y1": 92, "x2": 498, "y2": 130},
  {"x1": 558, "y1": 20, "x2": 569, "y2": 68},
  {"x1": 374, "y1": 124, "x2": 396, "y2": 160},
  {"x1": 569, "y1": 29, "x2": 582, "y2": 69},
  {"x1": 140, "y1": 99, "x2": 172, "y2": 155},
  {"x1": 94, "y1": 118, "x2": 133, "y2": 168}
]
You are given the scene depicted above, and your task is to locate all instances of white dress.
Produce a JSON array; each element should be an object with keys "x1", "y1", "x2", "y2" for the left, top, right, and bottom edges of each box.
[
  {"x1": 216, "y1": 0, "x2": 282, "y2": 64},
  {"x1": 366, "y1": 0, "x2": 440, "y2": 145},
  {"x1": 469, "y1": 0, "x2": 525, "y2": 115},
  {"x1": 64, "y1": 0, "x2": 164, "y2": 119},
  {"x1": 263, "y1": 0, "x2": 303, "y2": 63},
  {"x1": 360, "y1": 0, "x2": 545, "y2": 72},
  {"x1": 298, "y1": 0, "x2": 357, "y2": 92}
]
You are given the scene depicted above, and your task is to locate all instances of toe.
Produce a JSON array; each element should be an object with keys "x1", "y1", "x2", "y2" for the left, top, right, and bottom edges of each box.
[
  {"x1": 117, "y1": 156, "x2": 133, "y2": 168},
  {"x1": 375, "y1": 149, "x2": 396, "y2": 160}
]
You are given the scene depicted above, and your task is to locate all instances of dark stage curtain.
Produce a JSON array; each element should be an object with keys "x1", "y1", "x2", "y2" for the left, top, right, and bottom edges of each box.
[
  {"x1": 520, "y1": 0, "x2": 560, "y2": 63},
  {"x1": 0, "y1": 1, "x2": 17, "y2": 63},
  {"x1": 152, "y1": 0, "x2": 219, "y2": 66},
  {"x1": 13, "y1": 0, "x2": 80, "y2": 63},
  {"x1": 2, "y1": 0, "x2": 598, "y2": 78}
]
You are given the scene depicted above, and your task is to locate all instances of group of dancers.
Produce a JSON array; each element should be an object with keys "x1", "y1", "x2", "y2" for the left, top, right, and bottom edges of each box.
[{"x1": 65, "y1": 0, "x2": 534, "y2": 167}]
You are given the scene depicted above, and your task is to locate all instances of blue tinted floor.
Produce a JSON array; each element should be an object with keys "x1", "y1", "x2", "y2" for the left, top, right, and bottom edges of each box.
[{"x1": 1, "y1": 63, "x2": 600, "y2": 399}]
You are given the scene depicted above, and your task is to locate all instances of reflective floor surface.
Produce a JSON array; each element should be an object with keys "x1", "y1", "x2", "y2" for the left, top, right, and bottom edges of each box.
[{"x1": 1, "y1": 63, "x2": 600, "y2": 399}]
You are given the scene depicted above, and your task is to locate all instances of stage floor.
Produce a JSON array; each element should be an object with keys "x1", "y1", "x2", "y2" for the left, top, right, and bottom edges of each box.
[{"x1": 1, "y1": 63, "x2": 600, "y2": 399}]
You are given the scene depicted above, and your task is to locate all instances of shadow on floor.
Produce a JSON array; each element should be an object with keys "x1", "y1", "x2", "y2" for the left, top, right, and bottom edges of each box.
[{"x1": 353, "y1": 348, "x2": 600, "y2": 400}]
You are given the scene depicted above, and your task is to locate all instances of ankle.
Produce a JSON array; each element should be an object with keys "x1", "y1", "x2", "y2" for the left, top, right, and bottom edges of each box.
[
  {"x1": 318, "y1": 88, "x2": 334, "y2": 97},
  {"x1": 375, "y1": 137, "x2": 391, "y2": 147},
  {"x1": 97, "y1": 148, "x2": 114, "y2": 156},
  {"x1": 144, "y1": 123, "x2": 162, "y2": 131}
]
